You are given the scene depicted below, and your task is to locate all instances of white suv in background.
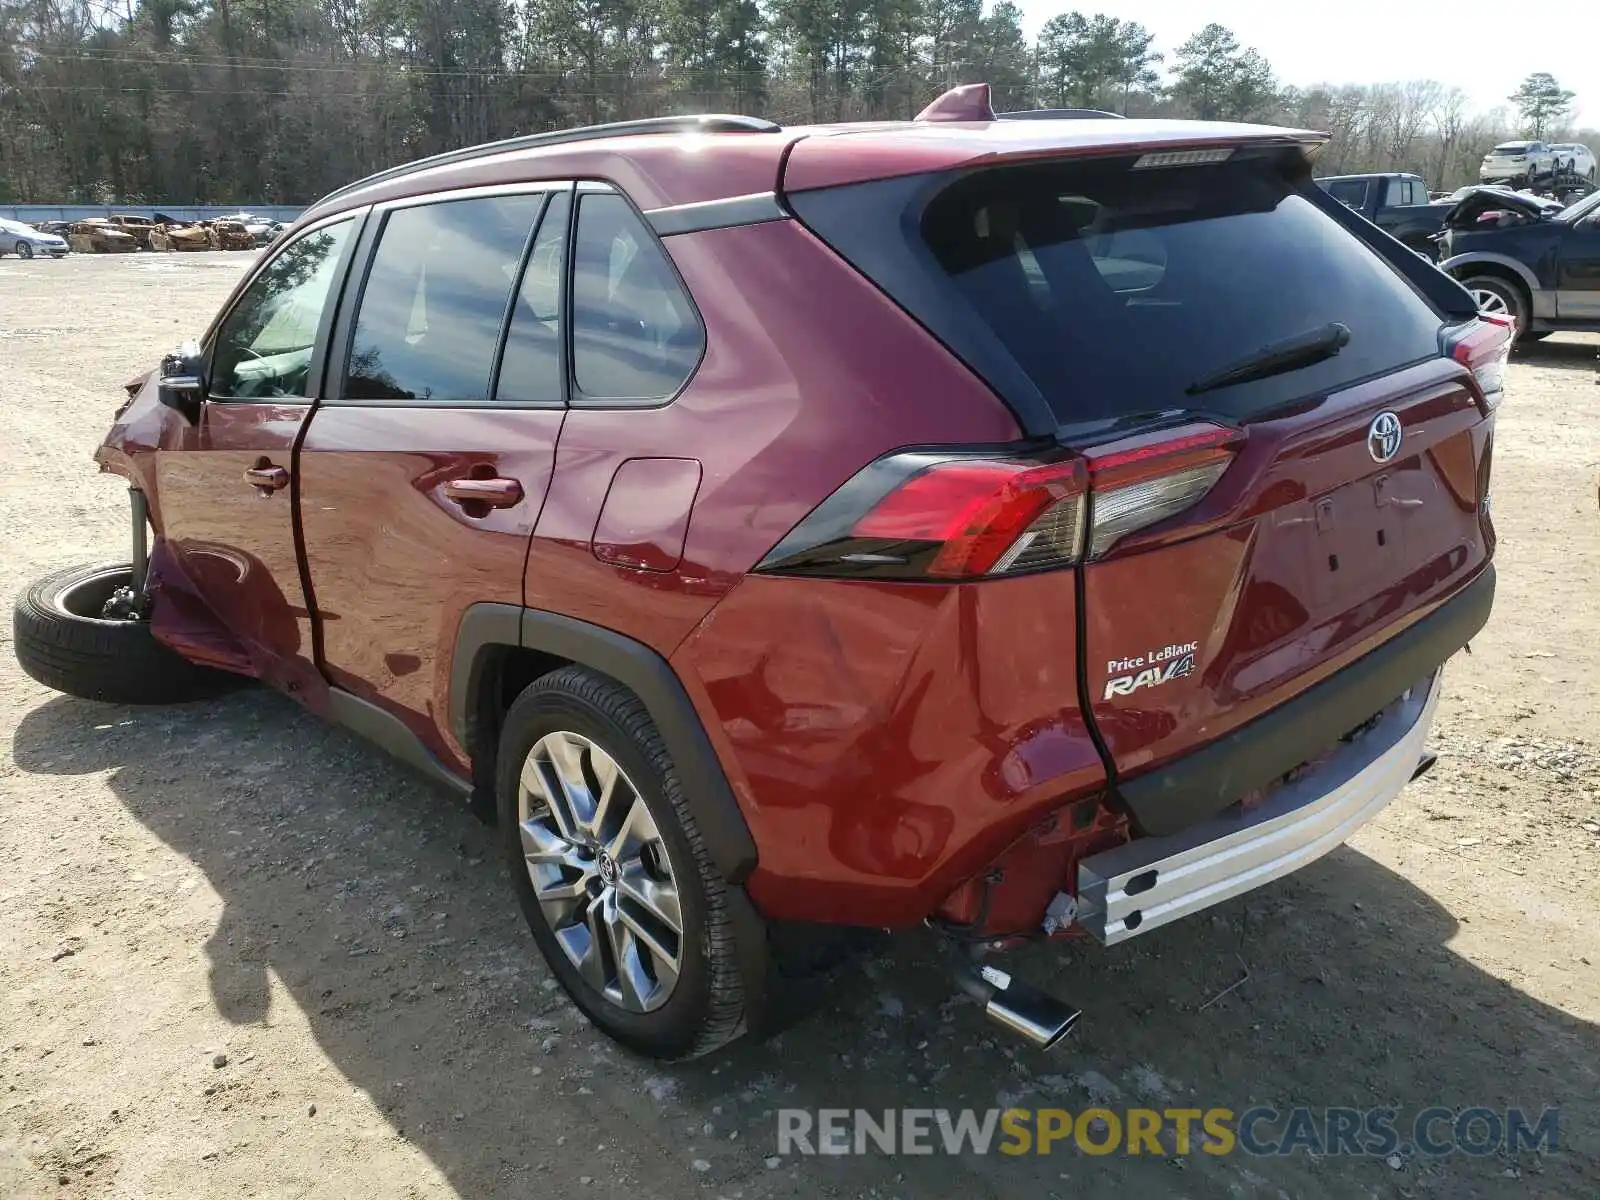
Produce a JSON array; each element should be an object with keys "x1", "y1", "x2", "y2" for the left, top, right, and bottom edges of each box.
[
  {"x1": 1550, "y1": 144, "x2": 1596, "y2": 179},
  {"x1": 1479, "y1": 140, "x2": 1557, "y2": 184}
]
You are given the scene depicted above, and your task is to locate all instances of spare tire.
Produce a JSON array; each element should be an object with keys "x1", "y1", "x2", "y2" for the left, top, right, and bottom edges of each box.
[{"x1": 13, "y1": 562, "x2": 247, "y2": 704}]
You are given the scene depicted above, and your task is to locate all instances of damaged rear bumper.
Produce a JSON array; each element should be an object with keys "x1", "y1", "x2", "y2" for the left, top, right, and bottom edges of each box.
[{"x1": 1076, "y1": 670, "x2": 1441, "y2": 945}]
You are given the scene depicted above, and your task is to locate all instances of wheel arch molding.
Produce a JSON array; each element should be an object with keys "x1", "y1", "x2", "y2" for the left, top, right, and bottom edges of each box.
[
  {"x1": 452, "y1": 603, "x2": 758, "y2": 882},
  {"x1": 1439, "y1": 251, "x2": 1543, "y2": 298}
]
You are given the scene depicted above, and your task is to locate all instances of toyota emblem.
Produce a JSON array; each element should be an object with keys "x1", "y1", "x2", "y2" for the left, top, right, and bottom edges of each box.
[{"x1": 1367, "y1": 411, "x2": 1402, "y2": 464}]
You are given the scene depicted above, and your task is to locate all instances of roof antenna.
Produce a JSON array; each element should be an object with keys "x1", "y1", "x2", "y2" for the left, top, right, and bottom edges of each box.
[{"x1": 915, "y1": 82, "x2": 995, "y2": 123}]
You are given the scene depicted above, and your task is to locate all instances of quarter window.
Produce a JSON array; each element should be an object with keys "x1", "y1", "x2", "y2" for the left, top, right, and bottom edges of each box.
[
  {"x1": 570, "y1": 192, "x2": 703, "y2": 403},
  {"x1": 345, "y1": 194, "x2": 544, "y2": 402},
  {"x1": 494, "y1": 191, "x2": 570, "y2": 405},
  {"x1": 210, "y1": 218, "x2": 353, "y2": 399}
]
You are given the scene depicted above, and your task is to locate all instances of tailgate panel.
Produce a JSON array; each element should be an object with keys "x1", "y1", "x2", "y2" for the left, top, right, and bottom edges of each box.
[{"x1": 1082, "y1": 362, "x2": 1491, "y2": 824}]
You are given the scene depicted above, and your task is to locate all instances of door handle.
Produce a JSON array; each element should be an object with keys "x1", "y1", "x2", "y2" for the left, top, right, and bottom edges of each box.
[
  {"x1": 442, "y1": 477, "x2": 524, "y2": 509},
  {"x1": 244, "y1": 464, "x2": 289, "y2": 492}
]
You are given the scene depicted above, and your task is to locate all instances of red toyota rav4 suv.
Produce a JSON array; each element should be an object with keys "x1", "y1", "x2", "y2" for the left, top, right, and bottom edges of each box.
[{"x1": 15, "y1": 84, "x2": 1505, "y2": 1060}]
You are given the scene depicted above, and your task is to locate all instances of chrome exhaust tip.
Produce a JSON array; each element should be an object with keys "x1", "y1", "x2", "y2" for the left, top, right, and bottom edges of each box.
[{"x1": 953, "y1": 959, "x2": 1081, "y2": 1050}]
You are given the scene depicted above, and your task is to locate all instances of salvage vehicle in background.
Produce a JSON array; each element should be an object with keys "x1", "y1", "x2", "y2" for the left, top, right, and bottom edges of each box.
[
  {"x1": 150, "y1": 213, "x2": 217, "y2": 251},
  {"x1": 150, "y1": 221, "x2": 215, "y2": 251},
  {"x1": 214, "y1": 211, "x2": 276, "y2": 246},
  {"x1": 1316, "y1": 172, "x2": 1454, "y2": 258},
  {"x1": 14, "y1": 87, "x2": 1504, "y2": 1060},
  {"x1": 0, "y1": 216, "x2": 69, "y2": 258},
  {"x1": 1437, "y1": 187, "x2": 1600, "y2": 340},
  {"x1": 211, "y1": 219, "x2": 258, "y2": 251},
  {"x1": 66, "y1": 219, "x2": 137, "y2": 253},
  {"x1": 1480, "y1": 140, "x2": 1558, "y2": 186},
  {"x1": 106, "y1": 215, "x2": 158, "y2": 249}
]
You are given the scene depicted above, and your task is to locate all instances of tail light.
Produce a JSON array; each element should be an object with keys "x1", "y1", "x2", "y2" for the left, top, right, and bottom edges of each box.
[
  {"x1": 756, "y1": 423, "x2": 1240, "y2": 581},
  {"x1": 1445, "y1": 315, "x2": 1514, "y2": 412},
  {"x1": 1081, "y1": 425, "x2": 1238, "y2": 558}
]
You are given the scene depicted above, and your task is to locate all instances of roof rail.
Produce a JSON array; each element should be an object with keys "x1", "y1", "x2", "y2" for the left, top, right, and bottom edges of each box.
[
  {"x1": 311, "y1": 113, "x2": 782, "y2": 210},
  {"x1": 997, "y1": 108, "x2": 1125, "y2": 121}
]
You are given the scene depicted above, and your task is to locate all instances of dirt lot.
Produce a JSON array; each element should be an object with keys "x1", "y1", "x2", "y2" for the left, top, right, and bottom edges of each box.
[{"x1": 2, "y1": 252, "x2": 1598, "y2": 1199}]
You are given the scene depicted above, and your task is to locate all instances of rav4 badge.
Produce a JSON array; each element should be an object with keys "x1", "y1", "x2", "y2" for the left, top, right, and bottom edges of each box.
[{"x1": 1103, "y1": 642, "x2": 1199, "y2": 701}]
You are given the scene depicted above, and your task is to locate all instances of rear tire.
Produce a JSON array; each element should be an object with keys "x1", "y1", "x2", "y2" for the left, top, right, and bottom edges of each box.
[
  {"x1": 1461, "y1": 275, "x2": 1528, "y2": 339},
  {"x1": 13, "y1": 562, "x2": 247, "y2": 705},
  {"x1": 496, "y1": 666, "x2": 752, "y2": 1060}
]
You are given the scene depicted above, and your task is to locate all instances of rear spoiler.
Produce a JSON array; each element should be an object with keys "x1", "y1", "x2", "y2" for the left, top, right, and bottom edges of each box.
[{"x1": 786, "y1": 82, "x2": 1327, "y2": 194}]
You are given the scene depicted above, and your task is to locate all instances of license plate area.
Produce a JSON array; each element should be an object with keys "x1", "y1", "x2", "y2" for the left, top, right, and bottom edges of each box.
[{"x1": 1305, "y1": 466, "x2": 1440, "y2": 608}]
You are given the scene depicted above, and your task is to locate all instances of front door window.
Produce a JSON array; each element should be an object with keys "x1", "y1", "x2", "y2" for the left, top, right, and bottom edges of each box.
[{"x1": 210, "y1": 218, "x2": 354, "y2": 400}]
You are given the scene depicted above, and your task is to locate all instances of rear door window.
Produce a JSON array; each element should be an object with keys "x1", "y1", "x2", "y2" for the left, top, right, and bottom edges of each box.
[
  {"x1": 344, "y1": 194, "x2": 544, "y2": 402},
  {"x1": 916, "y1": 155, "x2": 1445, "y2": 423}
]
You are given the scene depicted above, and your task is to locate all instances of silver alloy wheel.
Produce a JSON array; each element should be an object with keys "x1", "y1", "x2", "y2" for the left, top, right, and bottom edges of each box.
[
  {"x1": 518, "y1": 730, "x2": 684, "y2": 1013},
  {"x1": 1471, "y1": 287, "x2": 1512, "y2": 320}
]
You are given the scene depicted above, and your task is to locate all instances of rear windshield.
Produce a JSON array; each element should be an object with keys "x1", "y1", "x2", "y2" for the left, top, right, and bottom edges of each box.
[
  {"x1": 1492, "y1": 143, "x2": 1532, "y2": 153},
  {"x1": 913, "y1": 155, "x2": 1444, "y2": 424}
]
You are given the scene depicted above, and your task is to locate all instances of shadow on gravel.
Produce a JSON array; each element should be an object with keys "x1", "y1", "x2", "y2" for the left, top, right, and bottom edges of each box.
[
  {"x1": 1513, "y1": 337, "x2": 1599, "y2": 373},
  {"x1": 13, "y1": 690, "x2": 1599, "y2": 1200}
]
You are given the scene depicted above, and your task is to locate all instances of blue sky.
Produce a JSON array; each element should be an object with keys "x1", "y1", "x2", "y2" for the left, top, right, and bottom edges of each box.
[{"x1": 1015, "y1": 0, "x2": 1595, "y2": 125}]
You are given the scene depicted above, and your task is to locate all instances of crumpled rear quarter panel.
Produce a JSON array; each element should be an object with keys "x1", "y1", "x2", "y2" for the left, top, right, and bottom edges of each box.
[{"x1": 672, "y1": 570, "x2": 1106, "y2": 926}]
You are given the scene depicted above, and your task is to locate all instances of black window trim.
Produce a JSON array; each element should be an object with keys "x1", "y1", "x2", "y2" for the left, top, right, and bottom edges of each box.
[
  {"x1": 489, "y1": 186, "x2": 572, "y2": 407},
  {"x1": 566, "y1": 179, "x2": 708, "y2": 411},
  {"x1": 203, "y1": 207, "x2": 369, "y2": 405},
  {"x1": 324, "y1": 180, "x2": 574, "y2": 410}
]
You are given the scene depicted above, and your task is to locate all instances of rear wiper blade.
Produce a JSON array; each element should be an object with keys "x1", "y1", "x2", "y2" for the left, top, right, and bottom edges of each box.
[{"x1": 1184, "y1": 322, "x2": 1351, "y2": 396}]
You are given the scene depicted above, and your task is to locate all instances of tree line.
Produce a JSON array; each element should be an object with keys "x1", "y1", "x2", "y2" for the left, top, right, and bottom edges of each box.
[{"x1": 0, "y1": 0, "x2": 1589, "y2": 205}]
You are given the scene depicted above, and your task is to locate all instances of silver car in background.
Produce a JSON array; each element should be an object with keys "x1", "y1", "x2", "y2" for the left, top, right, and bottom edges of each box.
[{"x1": 0, "y1": 217, "x2": 69, "y2": 259}]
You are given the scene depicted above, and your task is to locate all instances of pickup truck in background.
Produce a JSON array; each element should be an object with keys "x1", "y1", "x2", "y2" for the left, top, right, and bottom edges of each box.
[{"x1": 1316, "y1": 172, "x2": 1454, "y2": 259}]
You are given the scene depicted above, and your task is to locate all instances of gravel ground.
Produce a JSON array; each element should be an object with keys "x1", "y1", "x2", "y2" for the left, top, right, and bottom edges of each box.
[{"x1": 2, "y1": 252, "x2": 1598, "y2": 1199}]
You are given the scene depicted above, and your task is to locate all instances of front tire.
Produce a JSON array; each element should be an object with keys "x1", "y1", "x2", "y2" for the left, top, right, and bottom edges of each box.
[
  {"x1": 496, "y1": 666, "x2": 751, "y2": 1059},
  {"x1": 15, "y1": 241, "x2": 32, "y2": 260},
  {"x1": 13, "y1": 562, "x2": 246, "y2": 704}
]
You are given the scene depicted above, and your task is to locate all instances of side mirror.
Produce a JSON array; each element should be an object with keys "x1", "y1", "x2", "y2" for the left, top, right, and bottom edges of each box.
[{"x1": 157, "y1": 340, "x2": 205, "y2": 424}]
